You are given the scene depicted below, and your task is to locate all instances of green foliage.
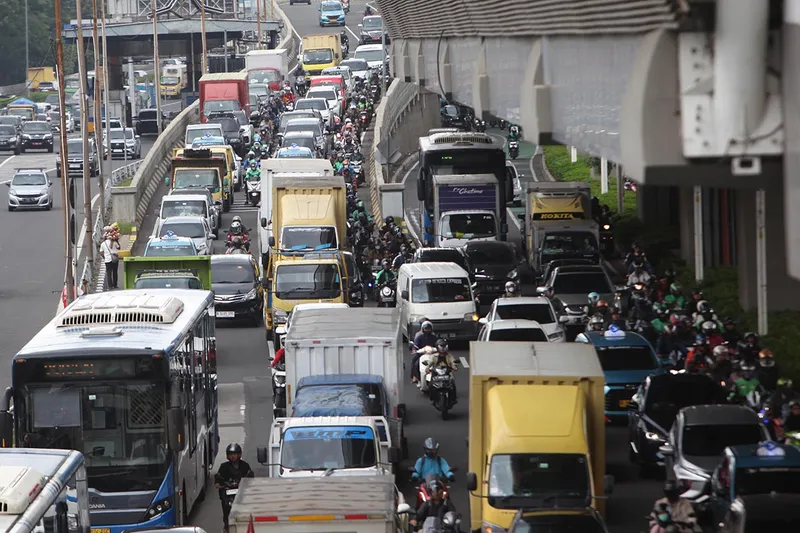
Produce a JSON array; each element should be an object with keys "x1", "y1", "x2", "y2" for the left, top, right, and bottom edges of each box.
[
  {"x1": 114, "y1": 221, "x2": 134, "y2": 234},
  {"x1": 116, "y1": 177, "x2": 133, "y2": 187}
]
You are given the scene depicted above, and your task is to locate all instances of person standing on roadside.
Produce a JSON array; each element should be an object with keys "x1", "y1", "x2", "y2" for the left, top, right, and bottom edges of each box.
[{"x1": 100, "y1": 226, "x2": 121, "y2": 289}]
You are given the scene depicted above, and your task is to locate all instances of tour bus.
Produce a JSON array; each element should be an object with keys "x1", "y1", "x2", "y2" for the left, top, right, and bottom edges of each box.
[
  {"x1": 0, "y1": 289, "x2": 219, "y2": 533},
  {"x1": 0, "y1": 448, "x2": 90, "y2": 533}
]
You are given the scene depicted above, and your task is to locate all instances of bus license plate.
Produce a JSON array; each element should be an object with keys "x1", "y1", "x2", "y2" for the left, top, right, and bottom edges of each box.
[
  {"x1": 92, "y1": 529, "x2": 111, "y2": 533},
  {"x1": 225, "y1": 489, "x2": 239, "y2": 496},
  {"x1": 217, "y1": 311, "x2": 235, "y2": 318},
  {"x1": 619, "y1": 399, "x2": 630, "y2": 408}
]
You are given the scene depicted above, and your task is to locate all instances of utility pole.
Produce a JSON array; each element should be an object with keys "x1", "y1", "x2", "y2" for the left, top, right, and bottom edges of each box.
[
  {"x1": 75, "y1": 0, "x2": 93, "y2": 269},
  {"x1": 152, "y1": 0, "x2": 163, "y2": 135},
  {"x1": 54, "y1": 0, "x2": 75, "y2": 303},
  {"x1": 200, "y1": 0, "x2": 209, "y2": 74},
  {"x1": 25, "y1": 0, "x2": 30, "y2": 96},
  {"x1": 90, "y1": 0, "x2": 102, "y2": 258},
  {"x1": 380, "y1": 16, "x2": 387, "y2": 94},
  {"x1": 100, "y1": 0, "x2": 110, "y2": 218},
  {"x1": 256, "y1": 0, "x2": 262, "y2": 50}
]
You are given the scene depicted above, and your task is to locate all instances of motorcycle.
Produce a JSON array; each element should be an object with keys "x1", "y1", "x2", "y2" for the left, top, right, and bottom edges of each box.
[
  {"x1": 377, "y1": 281, "x2": 396, "y2": 308},
  {"x1": 416, "y1": 346, "x2": 436, "y2": 394},
  {"x1": 225, "y1": 231, "x2": 251, "y2": 252},
  {"x1": 410, "y1": 472, "x2": 456, "y2": 507},
  {"x1": 294, "y1": 78, "x2": 307, "y2": 97},
  {"x1": 220, "y1": 480, "x2": 240, "y2": 510},
  {"x1": 423, "y1": 513, "x2": 461, "y2": 533},
  {"x1": 508, "y1": 140, "x2": 520, "y2": 160},
  {"x1": 474, "y1": 118, "x2": 486, "y2": 132},
  {"x1": 597, "y1": 216, "x2": 614, "y2": 256},
  {"x1": 369, "y1": 84, "x2": 381, "y2": 102},
  {"x1": 342, "y1": 0, "x2": 350, "y2": 13},
  {"x1": 226, "y1": 244, "x2": 248, "y2": 255},
  {"x1": 245, "y1": 178, "x2": 261, "y2": 206},
  {"x1": 272, "y1": 361, "x2": 287, "y2": 418},
  {"x1": 359, "y1": 109, "x2": 370, "y2": 128},
  {"x1": 423, "y1": 360, "x2": 457, "y2": 419},
  {"x1": 284, "y1": 101, "x2": 295, "y2": 112}
]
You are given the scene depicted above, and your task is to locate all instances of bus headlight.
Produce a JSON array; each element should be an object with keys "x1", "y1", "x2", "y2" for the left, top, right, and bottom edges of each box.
[{"x1": 145, "y1": 497, "x2": 172, "y2": 518}]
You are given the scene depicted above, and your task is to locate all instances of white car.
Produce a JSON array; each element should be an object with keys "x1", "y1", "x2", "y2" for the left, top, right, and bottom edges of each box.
[
  {"x1": 506, "y1": 160, "x2": 522, "y2": 206},
  {"x1": 306, "y1": 86, "x2": 342, "y2": 116},
  {"x1": 353, "y1": 44, "x2": 387, "y2": 71},
  {"x1": 295, "y1": 98, "x2": 332, "y2": 126},
  {"x1": 154, "y1": 215, "x2": 215, "y2": 255},
  {"x1": 479, "y1": 296, "x2": 567, "y2": 342},
  {"x1": 340, "y1": 59, "x2": 370, "y2": 83},
  {"x1": 477, "y1": 319, "x2": 552, "y2": 342}
]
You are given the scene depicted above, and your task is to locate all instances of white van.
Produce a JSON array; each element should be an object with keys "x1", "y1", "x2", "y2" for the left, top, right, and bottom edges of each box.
[
  {"x1": 158, "y1": 194, "x2": 219, "y2": 236},
  {"x1": 397, "y1": 262, "x2": 480, "y2": 341}
]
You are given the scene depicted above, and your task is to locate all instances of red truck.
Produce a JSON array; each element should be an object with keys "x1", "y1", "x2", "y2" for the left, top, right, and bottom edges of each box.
[{"x1": 198, "y1": 72, "x2": 250, "y2": 123}]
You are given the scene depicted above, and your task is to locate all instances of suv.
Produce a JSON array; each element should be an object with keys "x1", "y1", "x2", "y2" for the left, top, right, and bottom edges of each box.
[
  {"x1": 0, "y1": 124, "x2": 22, "y2": 154},
  {"x1": 358, "y1": 15, "x2": 388, "y2": 45},
  {"x1": 538, "y1": 264, "x2": 621, "y2": 325},
  {"x1": 6, "y1": 169, "x2": 53, "y2": 211},
  {"x1": 135, "y1": 108, "x2": 167, "y2": 135},
  {"x1": 21, "y1": 121, "x2": 54, "y2": 152},
  {"x1": 57, "y1": 138, "x2": 99, "y2": 177},
  {"x1": 106, "y1": 127, "x2": 142, "y2": 159},
  {"x1": 207, "y1": 112, "x2": 244, "y2": 155}
]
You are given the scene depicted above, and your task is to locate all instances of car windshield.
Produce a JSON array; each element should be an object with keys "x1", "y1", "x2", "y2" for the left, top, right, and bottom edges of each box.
[
  {"x1": 7, "y1": 108, "x2": 33, "y2": 119},
  {"x1": 321, "y1": 2, "x2": 342, "y2": 12},
  {"x1": 489, "y1": 454, "x2": 590, "y2": 508},
  {"x1": 308, "y1": 89, "x2": 337, "y2": 101},
  {"x1": 139, "y1": 111, "x2": 157, "y2": 120},
  {"x1": 281, "y1": 138, "x2": 316, "y2": 151},
  {"x1": 249, "y1": 69, "x2": 281, "y2": 84},
  {"x1": 644, "y1": 377, "x2": 724, "y2": 430},
  {"x1": 162, "y1": 200, "x2": 205, "y2": 218},
  {"x1": 134, "y1": 277, "x2": 203, "y2": 289},
  {"x1": 489, "y1": 327, "x2": 548, "y2": 342},
  {"x1": 736, "y1": 468, "x2": 800, "y2": 495},
  {"x1": 342, "y1": 60, "x2": 369, "y2": 72},
  {"x1": 444, "y1": 105, "x2": 459, "y2": 117},
  {"x1": 285, "y1": 123, "x2": 321, "y2": 136},
  {"x1": 250, "y1": 85, "x2": 269, "y2": 97},
  {"x1": 277, "y1": 148, "x2": 313, "y2": 158},
  {"x1": 681, "y1": 424, "x2": 763, "y2": 457},
  {"x1": 23, "y1": 383, "x2": 169, "y2": 492},
  {"x1": 274, "y1": 264, "x2": 341, "y2": 300},
  {"x1": 281, "y1": 226, "x2": 337, "y2": 251},
  {"x1": 441, "y1": 213, "x2": 496, "y2": 239},
  {"x1": 495, "y1": 303, "x2": 555, "y2": 324},
  {"x1": 216, "y1": 117, "x2": 240, "y2": 133},
  {"x1": 466, "y1": 244, "x2": 515, "y2": 265},
  {"x1": 595, "y1": 346, "x2": 657, "y2": 371},
  {"x1": 23, "y1": 122, "x2": 50, "y2": 133},
  {"x1": 541, "y1": 232, "x2": 599, "y2": 261},
  {"x1": 354, "y1": 49, "x2": 384, "y2": 63},
  {"x1": 280, "y1": 426, "x2": 377, "y2": 471},
  {"x1": 161, "y1": 76, "x2": 179, "y2": 85},
  {"x1": 212, "y1": 262, "x2": 254, "y2": 284},
  {"x1": 411, "y1": 278, "x2": 471, "y2": 304},
  {"x1": 296, "y1": 99, "x2": 327, "y2": 111},
  {"x1": 12, "y1": 173, "x2": 46, "y2": 186},
  {"x1": 144, "y1": 243, "x2": 197, "y2": 257},
  {"x1": 362, "y1": 17, "x2": 382, "y2": 29},
  {"x1": 304, "y1": 49, "x2": 334, "y2": 64},
  {"x1": 512, "y1": 515, "x2": 605, "y2": 533},
  {"x1": 186, "y1": 127, "x2": 223, "y2": 143},
  {"x1": 173, "y1": 169, "x2": 218, "y2": 190},
  {"x1": 110, "y1": 130, "x2": 134, "y2": 140},
  {"x1": 203, "y1": 100, "x2": 240, "y2": 115},
  {"x1": 67, "y1": 140, "x2": 83, "y2": 154},
  {"x1": 0, "y1": 125, "x2": 15, "y2": 135},
  {"x1": 553, "y1": 272, "x2": 612, "y2": 294},
  {"x1": 160, "y1": 221, "x2": 205, "y2": 239}
]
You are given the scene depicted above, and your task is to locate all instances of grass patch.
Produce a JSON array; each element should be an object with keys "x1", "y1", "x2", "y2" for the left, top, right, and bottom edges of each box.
[
  {"x1": 677, "y1": 266, "x2": 800, "y2": 382},
  {"x1": 114, "y1": 222, "x2": 134, "y2": 235},
  {"x1": 117, "y1": 177, "x2": 133, "y2": 187},
  {"x1": 0, "y1": 92, "x2": 53, "y2": 108}
]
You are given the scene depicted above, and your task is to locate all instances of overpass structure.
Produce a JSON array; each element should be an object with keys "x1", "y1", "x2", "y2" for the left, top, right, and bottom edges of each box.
[{"x1": 376, "y1": 0, "x2": 800, "y2": 323}]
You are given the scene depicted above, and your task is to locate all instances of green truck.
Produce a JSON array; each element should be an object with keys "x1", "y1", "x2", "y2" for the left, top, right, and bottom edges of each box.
[{"x1": 122, "y1": 256, "x2": 212, "y2": 290}]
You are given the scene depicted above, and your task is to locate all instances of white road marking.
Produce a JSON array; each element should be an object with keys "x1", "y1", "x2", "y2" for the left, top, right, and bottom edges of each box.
[
  {"x1": 346, "y1": 25, "x2": 360, "y2": 42},
  {"x1": 459, "y1": 357, "x2": 469, "y2": 369}
]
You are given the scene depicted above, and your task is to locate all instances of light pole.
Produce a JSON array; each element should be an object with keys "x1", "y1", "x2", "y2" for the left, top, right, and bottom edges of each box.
[{"x1": 25, "y1": 0, "x2": 29, "y2": 96}]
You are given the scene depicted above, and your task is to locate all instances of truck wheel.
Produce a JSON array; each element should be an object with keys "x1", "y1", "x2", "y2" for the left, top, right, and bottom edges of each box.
[{"x1": 223, "y1": 198, "x2": 230, "y2": 212}]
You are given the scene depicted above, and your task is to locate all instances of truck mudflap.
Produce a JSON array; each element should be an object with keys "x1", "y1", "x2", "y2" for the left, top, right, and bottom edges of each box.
[{"x1": 387, "y1": 417, "x2": 407, "y2": 460}]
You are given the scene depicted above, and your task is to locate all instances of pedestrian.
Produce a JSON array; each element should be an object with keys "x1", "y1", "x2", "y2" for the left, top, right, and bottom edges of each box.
[{"x1": 100, "y1": 226, "x2": 120, "y2": 289}]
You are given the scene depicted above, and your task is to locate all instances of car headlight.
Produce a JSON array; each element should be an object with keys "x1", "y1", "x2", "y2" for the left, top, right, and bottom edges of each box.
[
  {"x1": 9, "y1": 189, "x2": 16, "y2": 195},
  {"x1": 22, "y1": 134, "x2": 30, "y2": 139},
  {"x1": 273, "y1": 308, "x2": 288, "y2": 324},
  {"x1": 145, "y1": 497, "x2": 172, "y2": 518},
  {"x1": 645, "y1": 432, "x2": 664, "y2": 442},
  {"x1": 463, "y1": 313, "x2": 479, "y2": 322},
  {"x1": 547, "y1": 331, "x2": 564, "y2": 340},
  {"x1": 246, "y1": 288, "x2": 257, "y2": 300},
  {"x1": 44, "y1": 134, "x2": 52, "y2": 139}
]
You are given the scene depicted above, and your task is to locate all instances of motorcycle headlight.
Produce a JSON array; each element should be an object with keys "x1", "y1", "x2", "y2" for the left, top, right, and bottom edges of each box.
[
  {"x1": 603, "y1": 224, "x2": 610, "y2": 230},
  {"x1": 350, "y1": 291, "x2": 360, "y2": 299},
  {"x1": 273, "y1": 308, "x2": 288, "y2": 324},
  {"x1": 645, "y1": 431, "x2": 665, "y2": 442},
  {"x1": 246, "y1": 288, "x2": 257, "y2": 300}
]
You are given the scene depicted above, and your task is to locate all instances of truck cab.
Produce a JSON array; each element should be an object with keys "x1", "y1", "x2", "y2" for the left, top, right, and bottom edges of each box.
[
  {"x1": 429, "y1": 174, "x2": 501, "y2": 248},
  {"x1": 123, "y1": 256, "x2": 211, "y2": 290},
  {"x1": 168, "y1": 147, "x2": 232, "y2": 211},
  {"x1": 262, "y1": 416, "x2": 400, "y2": 478}
]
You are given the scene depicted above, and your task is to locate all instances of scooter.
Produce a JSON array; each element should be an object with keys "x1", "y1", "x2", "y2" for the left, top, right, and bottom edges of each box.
[
  {"x1": 424, "y1": 360, "x2": 457, "y2": 420},
  {"x1": 245, "y1": 179, "x2": 261, "y2": 206},
  {"x1": 508, "y1": 140, "x2": 520, "y2": 159},
  {"x1": 377, "y1": 281, "x2": 396, "y2": 308},
  {"x1": 409, "y1": 471, "x2": 456, "y2": 507},
  {"x1": 272, "y1": 361, "x2": 286, "y2": 418},
  {"x1": 416, "y1": 346, "x2": 436, "y2": 394}
]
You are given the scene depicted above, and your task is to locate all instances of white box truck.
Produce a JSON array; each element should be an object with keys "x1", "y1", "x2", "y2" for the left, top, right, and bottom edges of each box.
[
  {"x1": 230, "y1": 476, "x2": 412, "y2": 533},
  {"x1": 427, "y1": 174, "x2": 502, "y2": 248},
  {"x1": 245, "y1": 49, "x2": 290, "y2": 90}
]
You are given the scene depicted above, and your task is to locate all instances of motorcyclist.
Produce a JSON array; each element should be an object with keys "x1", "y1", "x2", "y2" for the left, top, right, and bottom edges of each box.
[
  {"x1": 656, "y1": 323, "x2": 688, "y2": 366},
  {"x1": 227, "y1": 216, "x2": 250, "y2": 251},
  {"x1": 584, "y1": 292, "x2": 601, "y2": 315},
  {"x1": 625, "y1": 242, "x2": 649, "y2": 273},
  {"x1": 662, "y1": 283, "x2": 686, "y2": 310},
  {"x1": 685, "y1": 334, "x2": 712, "y2": 371},
  {"x1": 411, "y1": 321, "x2": 438, "y2": 383},
  {"x1": 271, "y1": 346, "x2": 285, "y2": 367},
  {"x1": 424, "y1": 339, "x2": 458, "y2": 402},
  {"x1": 757, "y1": 349, "x2": 779, "y2": 390},
  {"x1": 504, "y1": 280, "x2": 521, "y2": 298},
  {"x1": 411, "y1": 437, "x2": 455, "y2": 483},
  {"x1": 721, "y1": 318, "x2": 743, "y2": 345},
  {"x1": 784, "y1": 400, "x2": 800, "y2": 432},
  {"x1": 767, "y1": 378, "x2": 797, "y2": 418},
  {"x1": 587, "y1": 313, "x2": 605, "y2": 332},
  {"x1": 410, "y1": 479, "x2": 456, "y2": 531},
  {"x1": 228, "y1": 235, "x2": 246, "y2": 254},
  {"x1": 215, "y1": 443, "x2": 254, "y2": 533},
  {"x1": 648, "y1": 480, "x2": 698, "y2": 532},
  {"x1": 732, "y1": 363, "x2": 763, "y2": 401},
  {"x1": 650, "y1": 303, "x2": 668, "y2": 335},
  {"x1": 245, "y1": 160, "x2": 260, "y2": 182},
  {"x1": 508, "y1": 124, "x2": 521, "y2": 141},
  {"x1": 628, "y1": 262, "x2": 653, "y2": 287},
  {"x1": 710, "y1": 344, "x2": 734, "y2": 385},
  {"x1": 375, "y1": 259, "x2": 396, "y2": 286},
  {"x1": 392, "y1": 244, "x2": 411, "y2": 270},
  {"x1": 340, "y1": 30, "x2": 349, "y2": 51},
  {"x1": 604, "y1": 306, "x2": 628, "y2": 330},
  {"x1": 700, "y1": 320, "x2": 725, "y2": 349}
]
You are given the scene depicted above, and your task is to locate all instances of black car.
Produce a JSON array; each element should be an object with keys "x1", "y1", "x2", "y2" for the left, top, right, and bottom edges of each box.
[
  {"x1": 441, "y1": 104, "x2": 468, "y2": 129},
  {"x1": 412, "y1": 247, "x2": 475, "y2": 284},
  {"x1": 0, "y1": 125, "x2": 22, "y2": 154},
  {"x1": 57, "y1": 138, "x2": 98, "y2": 177},
  {"x1": 627, "y1": 373, "x2": 727, "y2": 476},
  {"x1": 0, "y1": 115, "x2": 23, "y2": 133},
  {"x1": 208, "y1": 113, "x2": 245, "y2": 155},
  {"x1": 135, "y1": 108, "x2": 167, "y2": 136},
  {"x1": 462, "y1": 241, "x2": 520, "y2": 303},
  {"x1": 20, "y1": 121, "x2": 53, "y2": 152},
  {"x1": 211, "y1": 254, "x2": 264, "y2": 325},
  {"x1": 359, "y1": 15, "x2": 389, "y2": 44}
]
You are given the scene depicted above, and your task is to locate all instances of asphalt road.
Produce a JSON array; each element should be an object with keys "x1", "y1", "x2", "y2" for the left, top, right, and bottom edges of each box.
[{"x1": 0, "y1": 135, "x2": 156, "y2": 393}]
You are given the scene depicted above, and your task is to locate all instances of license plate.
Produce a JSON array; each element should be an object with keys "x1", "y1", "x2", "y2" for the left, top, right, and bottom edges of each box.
[
  {"x1": 443, "y1": 332, "x2": 457, "y2": 339},
  {"x1": 225, "y1": 489, "x2": 239, "y2": 496},
  {"x1": 69, "y1": 164, "x2": 79, "y2": 169},
  {"x1": 92, "y1": 529, "x2": 111, "y2": 533},
  {"x1": 619, "y1": 399, "x2": 630, "y2": 408},
  {"x1": 217, "y1": 311, "x2": 235, "y2": 318}
]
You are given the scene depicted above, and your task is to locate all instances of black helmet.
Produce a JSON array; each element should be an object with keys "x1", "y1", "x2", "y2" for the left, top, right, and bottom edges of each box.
[
  {"x1": 384, "y1": 216, "x2": 393, "y2": 225},
  {"x1": 435, "y1": 338, "x2": 448, "y2": 353},
  {"x1": 423, "y1": 437, "x2": 440, "y2": 458},
  {"x1": 226, "y1": 443, "x2": 242, "y2": 455}
]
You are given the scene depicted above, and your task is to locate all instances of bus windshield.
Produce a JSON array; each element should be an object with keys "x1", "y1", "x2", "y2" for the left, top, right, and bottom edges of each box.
[
  {"x1": 425, "y1": 149, "x2": 503, "y2": 176},
  {"x1": 23, "y1": 382, "x2": 168, "y2": 492}
]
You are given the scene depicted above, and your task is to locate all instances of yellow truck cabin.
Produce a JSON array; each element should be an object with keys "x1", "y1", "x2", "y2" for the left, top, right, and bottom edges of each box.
[
  {"x1": 301, "y1": 34, "x2": 343, "y2": 75},
  {"x1": 466, "y1": 341, "x2": 612, "y2": 533},
  {"x1": 168, "y1": 147, "x2": 232, "y2": 211},
  {"x1": 173, "y1": 144, "x2": 236, "y2": 209}
]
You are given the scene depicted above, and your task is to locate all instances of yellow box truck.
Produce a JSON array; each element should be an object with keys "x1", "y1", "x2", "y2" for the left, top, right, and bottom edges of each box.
[
  {"x1": 465, "y1": 341, "x2": 613, "y2": 533},
  {"x1": 27, "y1": 67, "x2": 56, "y2": 91},
  {"x1": 301, "y1": 34, "x2": 343, "y2": 75}
]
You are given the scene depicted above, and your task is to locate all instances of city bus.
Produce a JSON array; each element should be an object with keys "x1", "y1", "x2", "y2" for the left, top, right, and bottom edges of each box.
[
  {"x1": 0, "y1": 289, "x2": 219, "y2": 533},
  {"x1": 0, "y1": 448, "x2": 90, "y2": 533},
  {"x1": 417, "y1": 131, "x2": 511, "y2": 241}
]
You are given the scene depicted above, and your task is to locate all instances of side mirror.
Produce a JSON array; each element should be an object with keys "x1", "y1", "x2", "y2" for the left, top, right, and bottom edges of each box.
[
  {"x1": 478, "y1": 317, "x2": 488, "y2": 325},
  {"x1": 211, "y1": 233, "x2": 218, "y2": 240},
  {"x1": 603, "y1": 475, "x2": 615, "y2": 495},
  {"x1": 268, "y1": 236, "x2": 275, "y2": 247},
  {"x1": 558, "y1": 315, "x2": 569, "y2": 324},
  {"x1": 615, "y1": 285, "x2": 627, "y2": 293},
  {"x1": 535, "y1": 286, "x2": 549, "y2": 295},
  {"x1": 401, "y1": 290, "x2": 409, "y2": 300},
  {"x1": 0, "y1": 410, "x2": 13, "y2": 447},
  {"x1": 466, "y1": 472, "x2": 478, "y2": 492},
  {"x1": 396, "y1": 503, "x2": 413, "y2": 515},
  {"x1": 659, "y1": 444, "x2": 674, "y2": 457},
  {"x1": 388, "y1": 447, "x2": 400, "y2": 464},
  {"x1": 167, "y1": 407, "x2": 185, "y2": 452},
  {"x1": 260, "y1": 276, "x2": 269, "y2": 286},
  {"x1": 4, "y1": 182, "x2": 8, "y2": 187},
  {"x1": 627, "y1": 400, "x2": 639, "y2": 410},
  {"x1": 257, "y1": 446, "x2": 268, "y2": 465}
]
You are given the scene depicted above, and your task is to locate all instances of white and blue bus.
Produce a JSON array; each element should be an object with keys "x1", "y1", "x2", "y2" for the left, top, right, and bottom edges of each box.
[{"x1": 0, "y1": 289, "x2": 219, "y2": 533}]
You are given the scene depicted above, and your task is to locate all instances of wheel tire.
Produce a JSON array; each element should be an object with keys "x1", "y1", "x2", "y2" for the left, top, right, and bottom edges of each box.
[
  {"x1": 48, "y1": 145, "x2": 53, "y2": 153},
  {"x1": 223, "y1": 199, "x2": 230, "y2": 212},
  {"x1": 251, "y1": 312, "x2": 262, "y2": 327},
  {"x1": 8, "y1": 206, "x2": 14, "y2": 212},
  {"x1": 13, "y1": 147, "x2": 20, "y2": 155},
  {"x1": 20, "y1": 147, "x2": 25, "y2": 153},
  {"x1": 56, "y1": 169, "x2": 61, "y2": 178},
  {"x1": 46, "y1": 201, "x2": 52, "y2": 211}
]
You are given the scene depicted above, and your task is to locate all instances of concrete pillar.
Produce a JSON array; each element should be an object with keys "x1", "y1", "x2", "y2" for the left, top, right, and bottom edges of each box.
[
  {"x1": 107, "y1": 56, "x2": 124, "y2": 90},
  {"x1": 637, "y1": 184, "x2": 676, "y2": 227},
  {"x1": 679, "y1": 185, "x2": 695, "y2": 265},
  {"x1": 736, "y1": 183, "x2": 800, "y2": 311}
]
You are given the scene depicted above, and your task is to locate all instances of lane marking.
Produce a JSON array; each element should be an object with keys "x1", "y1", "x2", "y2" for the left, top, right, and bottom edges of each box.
[
  {"x1": 346, "y1": 25, "x2": 360, "y2": 42},
  {"x1": 0, "y1": 155, "x2": 16, "y2": 173},
  {"x1": 459, "y1": 356, "x2": 469, "y2": 369},
  {"x1": 507, "y1": 208, "x2": 522, "y2": 231}
]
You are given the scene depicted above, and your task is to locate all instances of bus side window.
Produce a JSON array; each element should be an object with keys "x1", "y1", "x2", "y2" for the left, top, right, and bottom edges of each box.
[{"x1": 193, "y1": 322, "x2": 206, "y2": 393}]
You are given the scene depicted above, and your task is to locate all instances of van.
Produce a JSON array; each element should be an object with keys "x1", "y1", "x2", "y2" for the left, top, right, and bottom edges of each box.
[
  {"x1": 159, "y1": 194, "x2": 220, "y2": 236},
  {"x1": 396, "y1": 262, "x2": 480, "y2": 341}
]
